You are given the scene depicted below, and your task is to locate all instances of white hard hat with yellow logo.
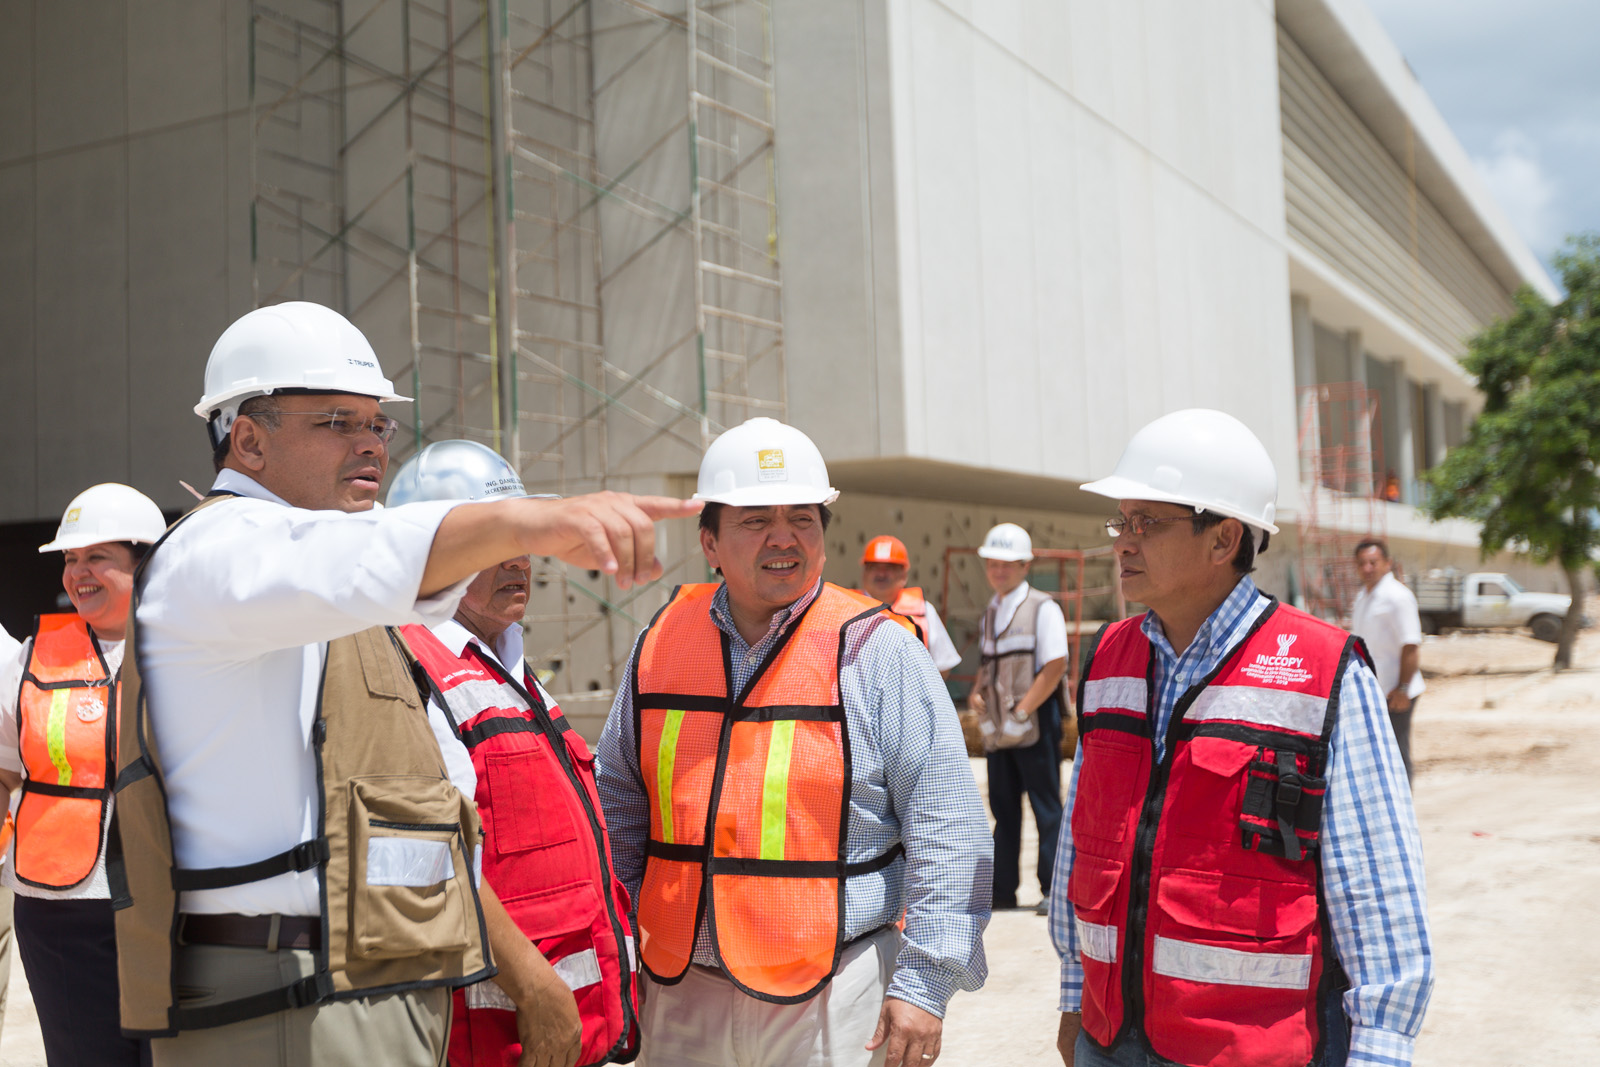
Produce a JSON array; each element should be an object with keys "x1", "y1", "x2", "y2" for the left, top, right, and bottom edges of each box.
[
  {"x1": 39, "y1": 483, "x2": 167, "y2": 553},
  {"x1": 693, "y1": 417, "x2": 839, "y2": 508}
]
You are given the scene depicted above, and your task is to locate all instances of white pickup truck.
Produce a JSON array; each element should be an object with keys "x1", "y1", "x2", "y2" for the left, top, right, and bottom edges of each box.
[{"x1": 1411, "y1": 571, "x2": 1573, "y2": 642}]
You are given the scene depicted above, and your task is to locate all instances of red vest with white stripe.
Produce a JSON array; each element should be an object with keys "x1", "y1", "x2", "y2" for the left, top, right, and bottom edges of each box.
[
  {"x1": 1070, "y1": 601, "x2": 1362, "y2": 1067},
  {"x1": 402, "y1": 625, "x2": 639, "y2": 1067}
]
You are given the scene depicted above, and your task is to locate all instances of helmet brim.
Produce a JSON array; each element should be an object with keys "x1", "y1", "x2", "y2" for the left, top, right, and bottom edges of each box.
[
  {"x1": 39, "y1": 533, "x2": 160, "y2": 553},
  {"x1": 692, "y1": 486, "x2": 841, "y2": 508},
  {"x1": 1079, "y1": 475, "x2": 1280, "y2": 535},
  {"x1": 194, "y1": 385, "x2": 414, "y2": 419},
  {"x1": 976, "y1": 547, "x2": 1033, "y2": 562}
]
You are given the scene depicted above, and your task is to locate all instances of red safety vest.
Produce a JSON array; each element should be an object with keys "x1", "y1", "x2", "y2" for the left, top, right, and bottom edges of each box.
[
  {"x1": 15, "y1": 614, "x2": 118, "y2": 890},
  {"x1": 402, "y1": 625, "x2": 639, "y2": 1067},
  {"x1": 631, "y1": 583, "x2": 906, "y2": 1003},
  {"x1": 1070, "y1": 601, "x2": 1361, "y2": 1067}
]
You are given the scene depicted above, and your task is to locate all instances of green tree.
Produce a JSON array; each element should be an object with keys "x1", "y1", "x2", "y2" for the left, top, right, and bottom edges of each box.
[{"x1": 1425, "y1": 233, "x2": 1600, "y2": 670}]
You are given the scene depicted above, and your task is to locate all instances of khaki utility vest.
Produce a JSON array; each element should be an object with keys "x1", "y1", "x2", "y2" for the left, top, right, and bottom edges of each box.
[
  {"x1": 974, "y1": 587, "x2": 1067, "y2": 752},
  {"x1": 109, "y1": 495, "x2": 492, "y2": 1037}
]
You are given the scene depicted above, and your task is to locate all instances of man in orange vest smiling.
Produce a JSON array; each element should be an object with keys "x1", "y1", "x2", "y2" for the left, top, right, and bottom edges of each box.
[
  {"x1": 596, "y1": 418, "x2": 992, "y2": 1067},
  {"x1": 858, "y1": 535, "x2": 961, "y2": 678}
]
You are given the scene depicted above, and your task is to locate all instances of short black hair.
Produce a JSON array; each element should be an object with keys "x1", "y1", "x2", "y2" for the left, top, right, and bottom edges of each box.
[
  {"x1": 698, "y1": 501, "x2": 833, "y2": 536},
  {"x1": 1189, "y1": 509, "x2": 1265, "y2": 576},
  {"x1": 211, "y1": 394, "x2": 284, "y2": 472},
  {"x1": 1353, "y1": 538, "x2": 1390, "y2": 561}
]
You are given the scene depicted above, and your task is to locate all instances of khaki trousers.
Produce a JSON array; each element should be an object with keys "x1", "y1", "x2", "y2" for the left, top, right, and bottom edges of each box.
[
  {"x1": 151, "y1": 944, "x2": 450, "y2": 1067},
  {"x1": 637, "y1": 925, "x2": 898, "y2": 1067}
]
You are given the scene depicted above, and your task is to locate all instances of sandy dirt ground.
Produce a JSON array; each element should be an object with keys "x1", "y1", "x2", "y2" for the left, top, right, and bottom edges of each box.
[{"x1": 2, "y1": 630, "x2": 1597, "y2": 1065}]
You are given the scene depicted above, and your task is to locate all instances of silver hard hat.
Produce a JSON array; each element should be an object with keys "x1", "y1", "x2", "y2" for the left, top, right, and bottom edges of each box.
[{"x1": 386, "y1": 439, "x2": 533, "y2": 506}]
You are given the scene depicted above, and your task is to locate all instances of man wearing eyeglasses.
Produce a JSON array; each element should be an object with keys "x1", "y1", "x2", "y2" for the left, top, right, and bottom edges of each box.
[
  {"x1": 111, "y1": 302, "x2": 699, "y2": 1067},
  {"x1": 1049, "y1": 410, "x2": 1431, "y2": 1067}
]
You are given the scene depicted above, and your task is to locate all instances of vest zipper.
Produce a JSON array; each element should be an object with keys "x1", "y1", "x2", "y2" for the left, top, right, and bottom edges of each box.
[
  {"x1": 1119, "y1": 664, "x2": 1171, "y2": 1046},
  {"x1": 486, "y1": 657, "x2": 641, "y2": 1057}
]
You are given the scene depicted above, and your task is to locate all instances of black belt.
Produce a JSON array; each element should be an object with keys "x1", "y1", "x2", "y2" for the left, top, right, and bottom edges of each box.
[{"x1": 180, "y1": 913, "x2": 322, "y2": 951}]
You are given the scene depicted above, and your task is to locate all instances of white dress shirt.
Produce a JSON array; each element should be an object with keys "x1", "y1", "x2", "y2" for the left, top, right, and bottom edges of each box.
[
  {"x1": 135, "y1": 469, "x2": 470, "y2": 917},
  {"x1": 1350, "y1": 573, "x2": 1426, "y2": 700},
  {"x1": 984, "y1": 582, "x2": 1068, "y2": 671},
  {"x1": 920, "y1": 602, "x2": 962, "y2": 672},
  {"x1": 0, "y1": 634, "x2": 122, "y2": 900}
]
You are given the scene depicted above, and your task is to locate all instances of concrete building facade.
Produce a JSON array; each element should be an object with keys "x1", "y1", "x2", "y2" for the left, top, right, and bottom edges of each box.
[{"x1": 0, "y1": 0, "x2": 1562, "y2": 733}]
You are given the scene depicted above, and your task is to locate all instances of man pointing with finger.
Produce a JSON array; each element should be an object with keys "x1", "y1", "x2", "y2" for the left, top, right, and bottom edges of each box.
[
  {"x1": 596, "y1": 418, "x2": 992, "y2": 1067},
  {"x1": 112, "y1": 302, "x2": 697, "y2": 1067}
]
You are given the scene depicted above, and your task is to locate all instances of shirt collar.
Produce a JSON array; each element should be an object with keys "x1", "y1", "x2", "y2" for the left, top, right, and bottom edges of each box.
[
  {"x1": 992, "y1": 581, "x2": 1032, "y2": 612},
  {"x1": 1141, "y1": 576, "x2": 1263, "y2": 665},
  {"x1": 710, "y1": 579, "x2": 824, "y2": 647},
  {"x1": 210, "y1": 468, "x2": 295, "y2": 507},
  {"x1": 433, "y1": 617, "x2": 524, "y2": 675}
]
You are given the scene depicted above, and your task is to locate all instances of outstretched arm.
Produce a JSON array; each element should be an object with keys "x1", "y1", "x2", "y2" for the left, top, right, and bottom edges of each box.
[{"x1": 420, "y1": 493, "x2": 702, "y2": 598}]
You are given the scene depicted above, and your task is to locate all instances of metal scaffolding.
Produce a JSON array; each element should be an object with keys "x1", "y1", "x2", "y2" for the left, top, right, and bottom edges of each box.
[
  {"x1": 249, "y1": 0, "x2": 787, "y2": 725},
  {"x1": 1296, "y1": 382, "x2": 1386, "y2": 623}
]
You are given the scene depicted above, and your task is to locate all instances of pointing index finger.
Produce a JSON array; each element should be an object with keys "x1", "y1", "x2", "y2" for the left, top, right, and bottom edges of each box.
[{"x1": 628, "y1": 496, "x2": 704, "y2": 520}]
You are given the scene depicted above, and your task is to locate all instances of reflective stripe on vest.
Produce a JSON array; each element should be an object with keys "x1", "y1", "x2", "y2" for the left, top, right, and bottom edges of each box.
[
  {"x1": 1070, "y1": 601, "x2": 1358, "y2": 1067},
  {"x1": 401, "y1": 623, "x2": 640, "y2": 1067},
  {"x1": 15, "y1": 614, "x2": 116, "y2": 890},
  {"x1": 633, "y1": 582, "x2": 899, "y2": 1004}
]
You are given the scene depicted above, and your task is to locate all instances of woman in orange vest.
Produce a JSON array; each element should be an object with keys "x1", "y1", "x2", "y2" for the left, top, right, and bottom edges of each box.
[{"x1": 0, "y1": 484, "x2": 166, "y2": 1066}]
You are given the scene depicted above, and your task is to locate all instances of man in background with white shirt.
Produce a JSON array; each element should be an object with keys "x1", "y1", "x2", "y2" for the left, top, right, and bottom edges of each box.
[
  {"x1": 1350, "y1": 539, "x2": 1425, "y2": 782},
  {"x1": 970, "y1": 523, "x2": 1068, "y2": 914},
  {"x1": 116, "y1": 302, "x2": 696, "y2": 1067}
]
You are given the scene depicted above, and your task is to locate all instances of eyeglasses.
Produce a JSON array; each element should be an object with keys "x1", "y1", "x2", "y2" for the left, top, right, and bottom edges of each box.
[
  {"x1": 1104, "y1": 514, "x2": 1192, "y2": 538},
  {"x1": 257, "y1": 411, "x2": 401, "y2": 443}
]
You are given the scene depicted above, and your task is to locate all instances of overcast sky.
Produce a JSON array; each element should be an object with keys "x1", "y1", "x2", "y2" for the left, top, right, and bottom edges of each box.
[{"x1": 1362, "y1": 0, "x2": 1600, "y2": 288}]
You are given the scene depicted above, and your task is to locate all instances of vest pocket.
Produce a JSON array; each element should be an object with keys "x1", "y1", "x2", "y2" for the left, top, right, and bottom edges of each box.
[
  {"x1": 484, "y1": 749, "x2": 581, "y2": 855},
  {"x1": 1071, "y1": 734, "x2": 1146, "y2": 844},
  {"x1": 349, "y1": 776, "x2": 473, "y2": 960}
]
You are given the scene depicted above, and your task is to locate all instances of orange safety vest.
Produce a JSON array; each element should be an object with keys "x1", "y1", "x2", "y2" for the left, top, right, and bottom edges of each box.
[
  {"x1": 632, "y1": 583, "x2": 907, "y2": 1003},
  {"x1": 15, "y1": 614, "x2": 118, "y2": 890},
  {"x1": 858, "y1": 586, "x2": 929, "y2": 649}
]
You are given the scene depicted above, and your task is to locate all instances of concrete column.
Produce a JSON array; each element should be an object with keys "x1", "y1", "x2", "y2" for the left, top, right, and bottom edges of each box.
[
  {"x1": 1345, "y1": 330, "x2": 1372, "y2": 495},
  {"x1": 1391, "y1": 359, "x2": 1416, "y2": 504},
  {"x1": 1344, "y1": 329, "x2": 1366, "y2": 387},
  {"x1": 1291, "y1": 295, "x2": 1315, "y2": 393},
  {"x1": 1423, "y1": 382, "x2": 1446, "y2": 469}
]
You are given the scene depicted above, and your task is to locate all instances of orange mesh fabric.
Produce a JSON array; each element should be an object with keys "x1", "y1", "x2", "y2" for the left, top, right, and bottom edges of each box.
[
  {"x1": 636, "y1": 583, "x2": 899, "y2": 1001},
  {"x1": 16, "y1": 614, "x2": 115, "y2": 889}
]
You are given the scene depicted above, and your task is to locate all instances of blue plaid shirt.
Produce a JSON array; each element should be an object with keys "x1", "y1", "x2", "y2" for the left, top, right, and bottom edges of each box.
[
  {"x1": 1049, "y1": 578, "x2": 1433, "y2": 1066},
  {"x1": 596, "y1": 580, "x2": 992, "y2": 1017}
]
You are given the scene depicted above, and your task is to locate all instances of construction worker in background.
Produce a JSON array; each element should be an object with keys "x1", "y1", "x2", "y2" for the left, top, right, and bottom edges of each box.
[
  {"x1": 0, "y1": 484, "x2": 166, "y2": 1065},
  {"x1": 1350, "y1": 539, "x2": 1425, "y2": 783},
  {"x1": 111, "y1": 301, "x2": 698, "y2": 1067},
  {"x1": 1052, "y1": 409, "x2": 1432, "y2": 1067},
  {"x1": 859, "y1": 535, "x2": 961, "y2": 676},
  {"x1": 389, "y1": 440, "x2": 639, "y2": 1067},
  {"x1": 0, "y1": 621, "x2": 17, "y2": 1053},
  {"x1": 969, "y1": 523, "x2": 1069, "y2": 916},
  {"x1": 595, "y1": 417, "x2": 992, "y2": 1067}
]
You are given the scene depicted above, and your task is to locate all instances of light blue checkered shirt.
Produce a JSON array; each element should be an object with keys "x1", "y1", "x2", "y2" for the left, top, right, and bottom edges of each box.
[
  {"x1": 1048, "y1": 577, "x2": 1433, "y2": 1067},
  {"x1": 596, "y1": 580, "x2": 992, "y2": 1017}
]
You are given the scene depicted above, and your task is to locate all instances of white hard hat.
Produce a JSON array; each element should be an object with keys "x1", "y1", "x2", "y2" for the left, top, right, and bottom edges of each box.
[
  {"x1": 386, "y1": 439, "x2": 530, "y2": 506},
  {"x1": 39, "y1": 483, "x2": 167, "y2": 553},
  {"x1": 195, "y1": 302, "x2": 411, "y2": 446},
  {"x1": 1081, "y1": 408, "x2": 1280, "y2": 539},
  {"x1": 693, "y1": 418, "x2": 839, "y2": 508},
  {"x1": 978, "y1": 523, "x2": 1033, "y2": 562}
]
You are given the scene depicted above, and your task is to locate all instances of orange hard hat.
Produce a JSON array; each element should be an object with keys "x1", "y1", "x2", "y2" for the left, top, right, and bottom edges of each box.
[{"x1": 861, "y1": 535, "x2": 910, "y2": 567}]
